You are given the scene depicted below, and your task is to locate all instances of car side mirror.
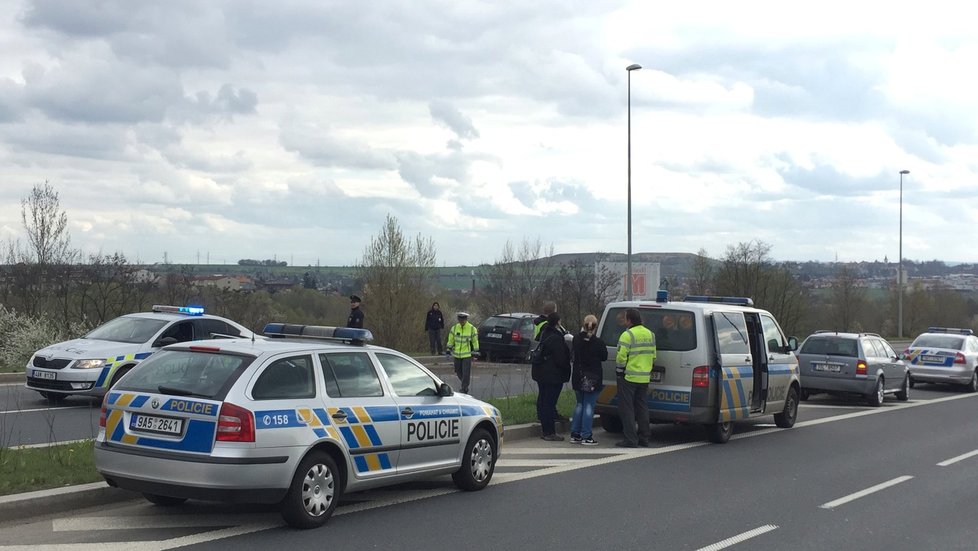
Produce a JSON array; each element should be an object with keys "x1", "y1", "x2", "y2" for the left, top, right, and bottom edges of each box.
[
  {"x1": 787, "y1": 336, "x2": 799, "y2": 352},
  {"x1": 154, "y1": 336, "x2": 179, "y2": 348},
  {"x1": 438, "y1": 383, "x2": 454, "y2": 397}
]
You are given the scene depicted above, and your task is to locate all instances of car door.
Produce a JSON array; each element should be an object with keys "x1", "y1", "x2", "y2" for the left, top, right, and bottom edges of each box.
[
  {"x1": 319, "y1": 351, "x2": 401, "y2": 479},
  {"x1": 249, "y1": 353, "x2": 325, "y2": 452},
  {"x1": 372, "y1": 352, "x2": 461, "y2": 474},
  {"x1": 712, "y1": 311, "x2": 756, "y2": 421},
  {"x1": 872, "y1": 338, "x2": 903, "y2": 391},
  {"x1": 759, "y1": 314, "x2": 793, "y2": 414}
]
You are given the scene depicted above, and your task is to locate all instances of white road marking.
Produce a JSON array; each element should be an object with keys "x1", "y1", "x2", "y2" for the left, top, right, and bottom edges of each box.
[
  {"x1": 799, "y1": 404, "x2": 869, "y2": 409},
  {"x1": 503, "y1": 447, "x2": 631, "y2": 455},
  {"x1": 53, "y1": 513, "x2": 276, "y2": 531},
  {"x1": 11, "y1": 438, "x2": 91, "y2": 450},
  {"x1": 495, "y1": 458, "x2": 583, "y2": 467},
  {"x1": 0, "y1": 406, "x2": 89, "y2": 415},
  {"x1": 697, "y1": 524, "x2": 779, "y2": 551},
  {"x1": 819, "y1": 475, "x2": 914, "y2": 509},
  {"x1": 937, "y1": 449, "x2": 978, "y2": 467}
]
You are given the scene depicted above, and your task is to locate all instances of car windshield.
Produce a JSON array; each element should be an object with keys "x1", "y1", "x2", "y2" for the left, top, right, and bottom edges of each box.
[
  {"x1": 85, "y1": 317, "x2": 169, "y2": 344},
  {"x1": 117, "y1": 349, "x2": 254, "y2": 399},
  {"x1": 481, "y1": 316, "x2": 521, "y2": 330},
  {"x1": 912, "y1": 335, "x2": 965, "y2": 350},
  {"x1": 801, "y1": 337, "x2": 858, "y2": 357}
]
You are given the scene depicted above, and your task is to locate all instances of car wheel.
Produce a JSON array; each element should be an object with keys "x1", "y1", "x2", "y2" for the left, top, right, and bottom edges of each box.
[
  {"x1": 109, "y1": 366, "x2": 132, "y2": 388},
  {"x1": 908, "y1": 376, "x2": 915, "y2": 389},
  {"x1": 143, "y1": 493, "x2": 187, "y2": 506},
  {"x1": 867, "y1": 378, "x2": 885, "y2": 407},
  {"x1": 896, "y1": 375, "x2": 910, "y2": 401},
  {"x1": 280, "y1": 450, "x2": 341, "y2": 529},
  {"x1": 452, "y1": 428, "x2": 496, "y2": 491},
  {"x1": 799, "y1": 389, "x2": 810, "y2": 401},
  {"x1": 600, "y1": 414, "x2": 623, "y2": 433},
  {"x1": 706, "y1": 421, "x2": 732, "y2": 443},
  {"x1": 966, "y1": 370, "x2": 978, "y2": 393},
  {"x1": 774, "y1": 386, "x2": 799, "y2": 428}
]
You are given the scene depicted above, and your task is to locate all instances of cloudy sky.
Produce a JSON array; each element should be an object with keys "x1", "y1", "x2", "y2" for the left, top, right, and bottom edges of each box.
[{"x1": 1, "y1": 1, "x2": 976, "y2": 267}]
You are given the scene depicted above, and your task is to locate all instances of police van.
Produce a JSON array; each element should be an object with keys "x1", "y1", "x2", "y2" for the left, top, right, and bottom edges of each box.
[
  {"x1": 26, "y1": 305, "x2": 252, "y2": 402},
  {"x1": 95, "y1": 324, "x2": 502, "y2": 529},
  {"x1": 594, "y1": 293, "x2": 801, "y2": 443}
]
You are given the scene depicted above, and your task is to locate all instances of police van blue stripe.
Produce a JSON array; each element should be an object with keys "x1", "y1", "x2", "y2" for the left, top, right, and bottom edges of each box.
[
  {"x1": 364, "y1": 406, "x2": 399, "y2": 422},
  {"x1": 134, "y1": 420, "x2": 216, "y2": 453}
]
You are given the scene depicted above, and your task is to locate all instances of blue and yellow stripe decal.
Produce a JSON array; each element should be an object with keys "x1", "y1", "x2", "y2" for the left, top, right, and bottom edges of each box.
[
  {"x1": 353, "y1": 453, "x2": 393, "y2": 473},
  {"x1": 595, "y1": 384, "x2": 691, "y2": 412},
  {"x1": 720, "y1": 366, "x2": 753, "y2": 422},
  {"x1": 95, "y1": 351, "x2": 153, "y2": 387},
  {"x1": 905, "y1": 349, "x2": 954, "y2": 367},
  {"x1": 104, "y1": 401, "x2": 216, "y2": 454}
]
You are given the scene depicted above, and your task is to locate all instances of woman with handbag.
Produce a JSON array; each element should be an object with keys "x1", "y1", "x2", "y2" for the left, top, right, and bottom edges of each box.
[
  {"x1": 532, "y1": 312, "x2": 571, "y2": 441},
  {"x1": 570, "y1": 314, "x2": 608, "y2": 445}
]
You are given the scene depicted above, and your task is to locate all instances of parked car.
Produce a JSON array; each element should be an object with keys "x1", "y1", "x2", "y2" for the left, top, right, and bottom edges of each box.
[
  {"x1": 477, "y1": 313, "x2": 536, "y2": 362},
  {"x1": 95, "y1": 324, "x2": 502, "y2": 529},
  {"x1": 26, "y1": 305, "x2": 252, "y2": 403},
  {"x1": 797, "y1": 331, "x2": 909, "y2": 406},
  {"x1": 905, "y1": 327, "x2": 978, "y2": 392}
]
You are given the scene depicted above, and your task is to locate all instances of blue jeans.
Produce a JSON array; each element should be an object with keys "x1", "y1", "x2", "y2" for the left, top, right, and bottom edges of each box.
[{"x1": 571, "y1": 390, "x2": 599, "y2": 439}]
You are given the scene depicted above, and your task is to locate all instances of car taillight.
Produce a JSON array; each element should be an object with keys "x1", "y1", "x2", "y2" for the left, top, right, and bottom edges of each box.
[
  {"x1": 99, "y1": 394, "x2": 108, "y2": 428},
  {"x1": 216, "y1": 402, "x2": 255, "y2": 442},
  {"x1": 856, "y1": 360, "x2": 867, "y2": 375},
  {"x1": 692, "y1": 365, "x2": 710, "y2": 387},
  {"x1": 955, "y1": 352, "x2": 966, "y2": 364},
  {"x1": 511, "y1": 331, "x2": 521, "y2": 343}
]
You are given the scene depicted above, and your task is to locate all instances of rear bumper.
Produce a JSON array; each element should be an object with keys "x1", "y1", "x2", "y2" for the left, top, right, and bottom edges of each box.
[
  {"x1": 479, "y1": 342, "x2": 529, "y2": 358},
  {"x1": 800, "y1": 375, "x2": 876, "y2": 395},
  {"x1": 911, "y1": 366, "x2": 974, "y2": 384},
  {"x1": 95, "y1": 441, "x2": 297, "y2": 503}
]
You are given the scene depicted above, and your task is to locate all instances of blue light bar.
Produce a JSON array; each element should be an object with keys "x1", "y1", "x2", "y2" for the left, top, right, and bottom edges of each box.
[
  {"x1": 683, "y1": 295, "x2": 754, "y2": 307},
  {"x1": 263, "y1": 323, "x2": 373, "y2": 344},
  {"x1": 927, "y1": 327, "x2": 974, "y2": 336},
  {"x1": 152, "y1": 304, "x2": 205, "y2": 316}
]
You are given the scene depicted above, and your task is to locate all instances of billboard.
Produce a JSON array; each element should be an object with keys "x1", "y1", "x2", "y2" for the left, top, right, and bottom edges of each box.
[{"x1": 597, "y1": 261, "x2": 661, "y2": 301}]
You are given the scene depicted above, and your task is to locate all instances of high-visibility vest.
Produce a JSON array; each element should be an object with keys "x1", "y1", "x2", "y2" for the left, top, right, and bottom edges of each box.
[
  {"x1": 616, "y1": 325, "x2": 656, "y2": 383},
  {"x1": 447, "y1": 322, "x2": 479, "y2": 358}
]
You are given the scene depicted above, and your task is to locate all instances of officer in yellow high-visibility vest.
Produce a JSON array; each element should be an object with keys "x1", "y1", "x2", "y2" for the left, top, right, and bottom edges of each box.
[
  {"x1": 447, "y1": 312, "x2": 479, "y2": 393},
  {"x1": 615, "y1": 308, "x2": 656, "y2": 448}
]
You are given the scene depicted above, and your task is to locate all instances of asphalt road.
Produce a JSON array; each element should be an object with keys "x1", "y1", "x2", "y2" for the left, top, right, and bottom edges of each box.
[
  {"x1": 3, "y1": 384, "x2": 978, "y2": 549},
  {"x1": 0, "y1": 361, "x2": 537, "y2": 448}
]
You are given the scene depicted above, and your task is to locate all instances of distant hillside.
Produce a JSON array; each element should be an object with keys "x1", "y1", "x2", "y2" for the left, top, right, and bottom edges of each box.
[{"x1": 544, "y1": 252, "x2": 707, "y2": 279}]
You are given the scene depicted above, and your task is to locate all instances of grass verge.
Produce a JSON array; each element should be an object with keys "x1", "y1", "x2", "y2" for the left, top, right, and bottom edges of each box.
[
  {"x1": 0, "y1": 440, "x2": 101, "y2": 496},
  {"x1": 486, "y1": 389, "x2": 577, "y2": 425}
]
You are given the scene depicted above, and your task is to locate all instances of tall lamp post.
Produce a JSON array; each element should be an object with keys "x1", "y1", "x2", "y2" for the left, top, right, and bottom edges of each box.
[
  {"x1": 898, "y1": 169, "x2": 909, "y2": 339},
  {"x1": 626, "y1": 63, "x2": 642, "y2": 300}
]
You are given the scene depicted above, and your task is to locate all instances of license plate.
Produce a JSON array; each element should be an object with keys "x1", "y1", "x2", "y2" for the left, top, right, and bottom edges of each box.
[
  {"x1": 651, "y1": 371, "x2": 663, "y2": 383},
  {"x1": 130, "y1": 414, "x2": 183, "y2": 435},
  {"x1": 487, "y1": 333, "x2": 502, "y2": 338},
  {"x1": 813, "y1": 363, "x2": 842, "y2": 373},
  {"x1": 921, "y1": 354, "x2": 943, "y2": 363},
  {"x1": 32, "y1": 370, "x2": 56, "y2": 380}
]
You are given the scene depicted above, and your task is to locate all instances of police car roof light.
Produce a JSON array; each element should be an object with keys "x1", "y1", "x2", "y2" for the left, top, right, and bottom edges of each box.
[
  {"x1": 927, "y1": 327, "x2": 974, "y2": 336},
  {"x1": 655, "y1": 289, "x2": 669, "y2": 303},
  {"x1": 683, "y1": 295, "x2": 754, "y2": 307},
  {"x1": 152, "y1": 305, "x2": 205, "y2": 316},
  {"x1": 262, "y1": 323, "x2": 374, "y2": 344}
]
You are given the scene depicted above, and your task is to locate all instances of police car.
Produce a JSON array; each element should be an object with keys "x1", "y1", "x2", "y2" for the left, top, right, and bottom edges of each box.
[
  {"x1": 94, "y1": 324, "x2": 502, "y2": 529},
  {"x1": 905, "y1": 327, "x2": 978, "y2": 391},
  {"x1": 594, "y1": 293, "x2": 801, "y2": 443},
  {"x1": 26, "y1": 305, "x2": 252, "y2": 402}
]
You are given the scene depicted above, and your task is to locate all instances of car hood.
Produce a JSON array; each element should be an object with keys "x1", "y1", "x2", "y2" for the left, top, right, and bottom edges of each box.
[{"x1": 33, "y1": 339, "x2": 143, "y2": 360}]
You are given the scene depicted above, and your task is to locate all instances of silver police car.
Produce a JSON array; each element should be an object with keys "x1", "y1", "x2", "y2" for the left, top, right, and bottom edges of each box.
[
  {"x1": 905, "y1": 327, "x2": 978, "y2": 391},
  {"x1": 95, "y1": 324, "x2": 503, "y2": 529}
]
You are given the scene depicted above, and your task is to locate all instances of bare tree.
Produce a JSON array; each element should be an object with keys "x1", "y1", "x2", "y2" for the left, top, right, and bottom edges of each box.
[
  {"x1": 477, "y1": 237, "x2": 555, "y2": 316},
  {"x1": 687, "y1": 248, "x2": 715, "y2": 295},
  {"x1": 21, "y1": 181, "x2": 74, "y2": 266},
  {"x1": 548, "y1": 259, "x2": 618, "y2": 331},
  {"x1": 355, "y1": 214, "x2": 437, "y2": 351},
  {"x1": 830, "y1": 264, "x2": 866, "y2": 332}
]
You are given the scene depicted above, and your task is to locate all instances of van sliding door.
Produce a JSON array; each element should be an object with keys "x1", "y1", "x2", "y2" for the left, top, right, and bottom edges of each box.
[{"x1": 712, "y1": 312, "x2": 756, "y2": 421}]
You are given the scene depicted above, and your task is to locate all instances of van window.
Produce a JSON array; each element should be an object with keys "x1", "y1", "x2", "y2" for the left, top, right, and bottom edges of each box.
[
  {"x1": 600, "y1": 308, "x2": 696, "y2": 352},
  {"x1": 759, "y1": 315, "x2": 788, "y2": 354},
  {"x1": 715, "y1": 312, "x2": 750, "y2": 355}
]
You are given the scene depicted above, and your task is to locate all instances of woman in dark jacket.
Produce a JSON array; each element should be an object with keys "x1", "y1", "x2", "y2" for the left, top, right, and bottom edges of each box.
[
  {"x1": 424, "y1": 302, "x2": 445, "y2": 355},
  {"x1": 570, "y1": 314, "x2": 608, "y2": 445},
  {"x1": 532, "y1": 312, "x2": 571, "y2": 441}
]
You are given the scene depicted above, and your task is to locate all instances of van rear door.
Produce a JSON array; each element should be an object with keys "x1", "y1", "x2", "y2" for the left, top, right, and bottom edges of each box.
[{"x1": 711, "y1": 311, "x2": 759, "y2": 421}]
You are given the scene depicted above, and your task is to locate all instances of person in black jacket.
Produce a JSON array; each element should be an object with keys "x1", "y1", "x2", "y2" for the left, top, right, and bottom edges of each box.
[
  {"x1": 570, "y1": 314, "x2": 608, "y2": 445},
  {"x1": 347, "y1": 295, "x2": 364, "y2": 329},
  {"x1": 532, "y1": 312, "x2": 571, "y2": 441},
  {"x1": 424, "y1": 302, "x2": 445, "y2": 355}
]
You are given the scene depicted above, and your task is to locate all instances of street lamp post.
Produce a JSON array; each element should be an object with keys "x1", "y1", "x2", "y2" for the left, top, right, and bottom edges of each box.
[
  {"x1": 898, "y1": 169, "x2": 909, "y2": 339},
  {"x1": 626, "y1": 63, "x2": 642, "y2": 300}
]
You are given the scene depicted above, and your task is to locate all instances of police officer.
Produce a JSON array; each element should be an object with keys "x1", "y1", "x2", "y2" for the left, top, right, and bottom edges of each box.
[
  {"x1": 446, "y1": 312, "x2": 479, "y2": 394},
  {"x1": 615, "y1": 308, "x2": 656, "y2": 448},
  {"x1": 347, "y1": 295, "x2": 364, "y2": 329}
]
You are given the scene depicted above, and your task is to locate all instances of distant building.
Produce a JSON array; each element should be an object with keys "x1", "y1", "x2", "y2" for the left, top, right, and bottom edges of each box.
[{"x1": 192, "y1": 275, "x2": 241, "y2": 291}]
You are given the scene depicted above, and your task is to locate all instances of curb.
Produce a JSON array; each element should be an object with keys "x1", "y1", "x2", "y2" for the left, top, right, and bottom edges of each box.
[
  {"x1": 0, "y1": 372, "x2": 23, "y2": 384},
  {"x1": 0, "y1": 420, "x2": 562, "y2": 523}
]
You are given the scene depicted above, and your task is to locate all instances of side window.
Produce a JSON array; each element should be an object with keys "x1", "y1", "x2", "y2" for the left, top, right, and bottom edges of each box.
[
  {"x1": 600, "y1": 308, "x2": 696, "y2": 352},
  {"x1": 759, "y1": 315, "x2": 787, "y2": 354},
  {"x1": 878, "y1": 340, "x2": 896, "y2": 358},
  {"x1": 320, "y1": 352, "x2": 383, "y2": 398},
  {"x1": 375, "y1": 353, "x2": 439, "y2": 397},
  {"x1": 599, "y1": 308, "x2": 628, "y2": 348},
  {"x1": 861, "y1": 339, "x2": 879, "y2": 358},
  {"x1": 252, "y1": 355, "x2": 315, "y2": 400},
  {"x1": 160, "y1": 321, "x2": 194, "y2": 343},
  {"x1": 196, "y1": 319, "x2": 240, "y2": 339},
  {"x1": 714, "y1": 312, "x2": 750, "y2": 355}
]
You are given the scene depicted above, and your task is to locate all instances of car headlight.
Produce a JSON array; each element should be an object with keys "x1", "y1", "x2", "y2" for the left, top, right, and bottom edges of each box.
[{"x1": 73, "y1": 359, "x2": 106, "y2": 369}]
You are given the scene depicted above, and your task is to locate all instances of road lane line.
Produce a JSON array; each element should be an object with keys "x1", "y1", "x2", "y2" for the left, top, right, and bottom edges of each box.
[
  {"x1": 937, "y1": 449, "x2": 978, "y2": 467},
  {"x1": 697, "y1": 524, "x2": 778, "y2": 551},
  {"x1": 12, "y1": 438, "x2": 91, "y2": 450},
  {"x1": 1, "y1": 406, "x2": 89, "y2": 415},
  {"x1": 819, "y1": 476, "x2": 913, "y2": 509}
]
